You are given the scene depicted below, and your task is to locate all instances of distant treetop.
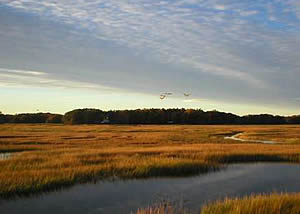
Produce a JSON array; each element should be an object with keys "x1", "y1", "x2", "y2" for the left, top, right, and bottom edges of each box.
[{"x1": 0, "y1": 108, "x2": 299, "y2": 125}]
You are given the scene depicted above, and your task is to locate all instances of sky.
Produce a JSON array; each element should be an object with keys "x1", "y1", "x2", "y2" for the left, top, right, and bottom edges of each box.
[{"x1": 0, "y1": 0, "x2": 300, "y2": 115}]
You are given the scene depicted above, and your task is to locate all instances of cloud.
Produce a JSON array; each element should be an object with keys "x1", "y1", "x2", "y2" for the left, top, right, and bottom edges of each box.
[
  {"x1": 1, "y1": 1, "x2": 300, "y2": 108},
  {"x1": 0, "y1": 68, "x2": 45, "y2": 76},
  {"x1": 214, "y1": 4, "x2": 228, "y2": 11},
  {"x1": 0, "y1": 68, "x2": 115, "y2": 91},
  {"x1": 239, "y1": 10, "x2": 258, "y2": 16},
  {"x1": 1, "y1": 0, "x2": 282, "y2": 87},
  {"x1": 183, "y1": 99, "x2": 204, "y2": 103},
  {"x1": 287, "y1": 0, "x2": 300, "y2": 19}
]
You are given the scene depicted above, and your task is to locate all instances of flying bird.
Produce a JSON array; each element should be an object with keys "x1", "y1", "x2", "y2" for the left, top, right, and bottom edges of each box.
[
  {"x1": 160, "y1": 95, "x2": 166, "y2": 100},
  {"x1": 159, "y1": 92, "x2": 173, "y2": 100},
  {"x1": 183, "y1": 93, "x2": 191, "y2": 97}
]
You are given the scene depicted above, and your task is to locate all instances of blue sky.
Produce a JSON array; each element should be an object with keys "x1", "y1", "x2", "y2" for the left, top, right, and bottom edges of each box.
[{"x1": 0, "y1": 0, "x2": 300, "y2": 115}]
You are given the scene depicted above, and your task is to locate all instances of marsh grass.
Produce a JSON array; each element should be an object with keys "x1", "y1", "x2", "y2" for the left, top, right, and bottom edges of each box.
[
  {"x1": 236, "y1": 127, "x2": 300, "y2": 144},
  {"x1": 1, "y1": 124, "x2": 300, "y2": 198},
  {"x1": 135, "y1": 199, "x2": 191, "y2": 214},
  {"x1": 201, "y1": 193, "x2": 300, "y2": 214},
  {"x1": 136, "y1": 193, "x2": 300, "y2": 214}
]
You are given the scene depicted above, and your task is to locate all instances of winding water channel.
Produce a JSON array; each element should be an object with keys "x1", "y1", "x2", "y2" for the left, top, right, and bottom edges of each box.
[
  {"x1": 0, "y1": 153, "x2": 12, "y2": 160},
  {"x1": 1, "y1": 163, "x2": 300, "y2": 214},
  {"x1": 225, "y1": 133, "x2": 278, "y2": 144}
]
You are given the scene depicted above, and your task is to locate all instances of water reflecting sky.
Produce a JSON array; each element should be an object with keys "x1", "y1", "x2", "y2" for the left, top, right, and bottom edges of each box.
[{"x1": 1, "y1": 163, "x2": 300, "y2": 214}]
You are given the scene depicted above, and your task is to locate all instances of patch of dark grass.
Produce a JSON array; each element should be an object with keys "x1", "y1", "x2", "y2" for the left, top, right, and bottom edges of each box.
[
  {"x1": 0, "y1": 148, "x2": 37, "y2": 153},
  {"x1": 206, "y1": 153, "x2": 300, "y2": 163},
  {"x1": 0, "y1": 135, "x2": 40, "y2": 139}
]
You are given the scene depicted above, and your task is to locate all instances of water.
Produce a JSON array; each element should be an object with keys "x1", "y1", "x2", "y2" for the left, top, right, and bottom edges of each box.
[
  {"x1": 1, "y1": 163, "x2": 300, "y2": 214},
  {"x1": 0, "y1": 153, "x2": 12, "y2": 160},
  {"x1": 225, "y1": 133, "x2": 278, "y2": 144}
]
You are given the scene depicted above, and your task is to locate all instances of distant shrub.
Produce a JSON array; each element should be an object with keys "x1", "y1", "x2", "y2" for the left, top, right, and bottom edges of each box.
[
  {"x1": 0, "y1": 113, "x2": 62, "y2": 124},
  {"x1": 63, "y1": 108, "x2": 105, "y2": 124},
  {"x1": 0, "y1": 112, "x2": 4, "y2": 124},
  {"x1": 11, "y1": 113, "x2": 48, "y2": 123},
  {"x1": 286, "y1": 115, "x2": 300, "y2": 124},
  {"x1": 46, "y1": 114, "x2": 63, "y2": 123}
]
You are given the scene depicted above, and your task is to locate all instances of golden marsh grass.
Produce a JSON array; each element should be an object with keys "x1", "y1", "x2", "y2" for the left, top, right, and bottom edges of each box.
[
  {"x1": 136, "y1": 193, "x2": 300, "y2": 214},
  {"x1": 201, "y1": 193, "x2": 300, "y2": 214},
  {"x1": 0, "y1": 124, "x2": 300, "y2": 198}
]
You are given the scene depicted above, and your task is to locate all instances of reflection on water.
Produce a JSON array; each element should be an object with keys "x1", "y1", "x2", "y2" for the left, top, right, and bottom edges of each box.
[
  {"x1": 0, "y1": 153, "x2": 11, "y2": 160},
  {"x1": 225, "y1": 133, "x2": 278, "y2": 144},
  {"x1": 1, "y1": 163, "x2": 300, "y2": 214}
]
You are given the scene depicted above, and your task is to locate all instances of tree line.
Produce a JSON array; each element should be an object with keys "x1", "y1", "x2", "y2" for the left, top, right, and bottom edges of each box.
[
  {"x1": 0, "y1": 112, "x2": 62, "y2": 124},
  {"x1": 1, "y1": 108, "x2": 300, "y2": 125}
]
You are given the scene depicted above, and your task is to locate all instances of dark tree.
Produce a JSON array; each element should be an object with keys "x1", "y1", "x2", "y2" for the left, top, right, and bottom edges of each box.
[
  {"x1": 63, "y1": 109, "x2": 105, "y2": 124},
  {"x1": 1, "y1": 108, "x2": 300, "y2": 125}
]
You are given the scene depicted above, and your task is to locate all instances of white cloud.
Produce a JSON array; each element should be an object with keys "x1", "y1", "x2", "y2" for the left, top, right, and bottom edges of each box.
[
  {"x1": 0, "y1": 67, "x2": 115, "y2": 91},
  {"x1": 183, "y1": 99, "x2": 203, "y2": 103},
  {"x1": 239, "y1": 10, "x2": 258, "y2": 16},
  {"x1": 214, "y1": 4, "x2": 228, "y2": 11},
  {"x1": 1, "y1": 0, "x2": 300, "y2": 101},
  {"x1": 0, "y1": 68, "x2": 45, "y2": 76},
  {"x1": 1, "y1": 0, "x2": 271, "y2": 86}
]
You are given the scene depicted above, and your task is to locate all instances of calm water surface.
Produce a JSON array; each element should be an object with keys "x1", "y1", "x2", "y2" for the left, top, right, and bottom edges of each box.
[{"x1": 1, "y1": 163, "x2": 300, "y2": 214}]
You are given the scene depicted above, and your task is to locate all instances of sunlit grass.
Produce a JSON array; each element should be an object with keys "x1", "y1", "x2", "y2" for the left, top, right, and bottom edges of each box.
[
  {"x1": 0, "y1": 124, "x2": 300, "y2": 197},
  {"x1": 201, "y1": 193, "x2": 300, "y2": 214},
  {"x1": 136, "y1": 201, "x2": 190, "y2": 214},
  {"x1": 136, "y1": 193, "x2": 300, "y2": 214}
]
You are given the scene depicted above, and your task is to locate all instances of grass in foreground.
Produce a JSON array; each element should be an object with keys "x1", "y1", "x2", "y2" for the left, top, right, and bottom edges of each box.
[
  {"x1": 136, "y1": 193, "x2": 300, "y2": 214},
  {"x1": 135, "y1": 201, "x2": 190, "y2": 214},
  {"x1": 201, "y1": 193, "x2": 300, "y2": 214},
  {"x1": 1, "y1": 124, "x2": 300, "y2": 197}
]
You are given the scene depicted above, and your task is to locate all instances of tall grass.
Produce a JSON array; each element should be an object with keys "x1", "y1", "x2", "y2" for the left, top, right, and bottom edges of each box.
[
  {"x1": 135, "y1": 200, "x2": 190, "y2": 214},
  {"x1": 201, "y1": 193, "x2": 300, "y2": 214},
  {"x1": 136, "y1": 193, "x2": 300, "y2": 214},
  {"x1": 0, "y1": 124, "x2": 300, "y2": 197}
]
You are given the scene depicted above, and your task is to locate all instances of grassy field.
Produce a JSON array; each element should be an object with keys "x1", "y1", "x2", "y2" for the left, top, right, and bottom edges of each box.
[
  {"x1": 201, "y1": 193, "x2": 300, "y2": 214},
  {"x1": 137, "y1": 193, "x2": 300, "y2": 214},
  {"x1": 1, "y1": 124, "x2": 300, "y2": 199}
]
